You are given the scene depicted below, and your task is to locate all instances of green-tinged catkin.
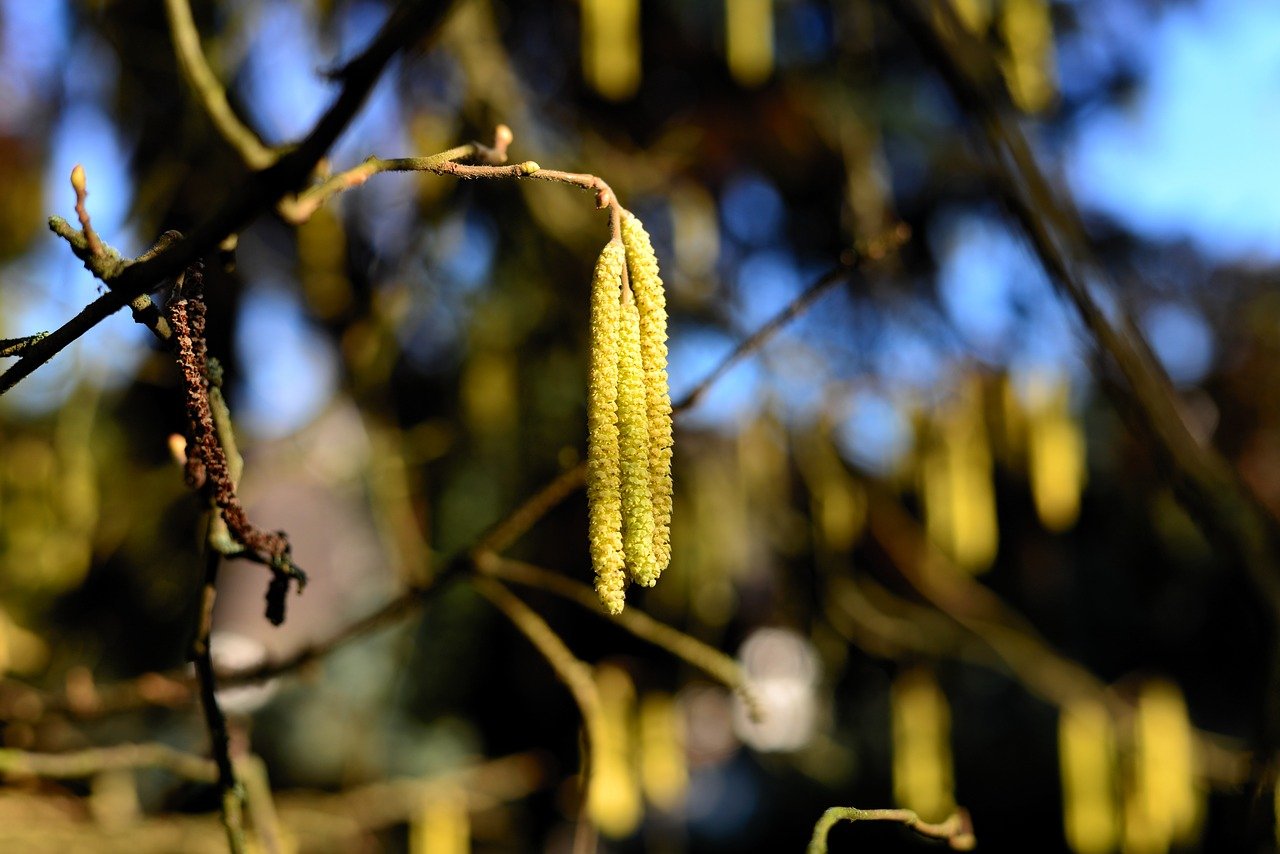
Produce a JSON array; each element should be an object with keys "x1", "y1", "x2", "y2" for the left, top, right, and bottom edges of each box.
[
  {"x1": 588, "y1": 241, "x2": 627, "y2": 613},
  {"x1": 622, "y1": 214, "x2": 674, "y2": 577},
  {"x1": 618, "y1": 296, "x2": 659, "y2": 586}
]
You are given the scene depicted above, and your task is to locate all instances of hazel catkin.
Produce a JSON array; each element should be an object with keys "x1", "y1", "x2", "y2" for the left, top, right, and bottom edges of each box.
[
  {"x1": 587, "y1": 240, "x2": 627, "y2": 613},
  {"x1": 621, "y1": 213, "x2": 674, "y2": 578},
  {"x1": 617, "y1": 295, "x2": 659, "y2": 586},
  {"x1": 585, "y1": 215, "x2": 674, "y2": 609}
]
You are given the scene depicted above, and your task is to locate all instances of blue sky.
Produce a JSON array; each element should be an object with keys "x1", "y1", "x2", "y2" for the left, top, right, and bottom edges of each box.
[{"x1": 1068, "y1": 0, "x2": 1280, "y2": 263}]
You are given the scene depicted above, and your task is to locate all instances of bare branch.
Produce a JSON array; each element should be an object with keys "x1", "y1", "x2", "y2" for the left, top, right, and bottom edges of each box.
[
  {"x1": 471, "y1": 577, "x2": 606, "y2": 837},
  {"x1": 884, "y1": 0, "x2": 1280, "y2": 779},
  {"x1": 0, "y1": 742, "x2": 217, "y2": 783},
  {"x1": 69, "y1": 165, "x2": 107, "y2": 260},
  {"x1": 476, "y1": 554, "x2": 761, "y2": 718},
  {"x1": 190, "y1": 538, "x2": 247, "y2": 854},
  {"x1": 0, "y1": 333, "x2": 48, "y2": 358},
  {"x1": 164, "y1": 0, "x2": 275, "y2": 170},
  {"x1": 808, "y1": 806, "x2": 975, "y2": 853}
]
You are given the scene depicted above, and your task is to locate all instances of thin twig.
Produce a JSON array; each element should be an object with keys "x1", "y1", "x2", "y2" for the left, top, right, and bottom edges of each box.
[
  {"x1": 279, "y1": 124, "x2": 514, "y2": 224},
  {"x1": 475, "y1": 464, "x2": 588, "y2": 555},
  {"x1": 476, "y1": 553, "x2": 761, "y2": 718},
  {"x1": 808, "y1": 806, "x2": 975, "y2": 853},
  {"x1": 69, "y1": 165, "x2": 106, "y2": 260},
  {"x1": 471, "y1": 577, "x2": 606, "y2": 837},
  {"x1": 164, "y1": 0, "x2": 275, "y2": 170},
  {"x1": 674, "y1": 264, "x2": 851, "y2": 414},
  {"x1": 279, "y1": 136, "x2": 622, "y2": 229},
  {"x1": 191, "y1": 528, "x2": 247, "y2": 854},
  {"x1": 235, "y1": 755, "x2": 285, "y2": 854},
  {"x1": 0, "y1": 743, "x2": 216, "y2": 783}
]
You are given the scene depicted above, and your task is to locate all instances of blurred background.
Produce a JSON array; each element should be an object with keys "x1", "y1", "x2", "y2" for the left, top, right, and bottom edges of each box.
[{"x1": 2, "y1": 0, "x2": 1279, "y2": 850}]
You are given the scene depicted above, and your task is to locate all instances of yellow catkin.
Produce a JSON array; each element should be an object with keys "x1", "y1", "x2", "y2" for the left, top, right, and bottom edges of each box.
[
  {"x1": 1058, "y1": 698, "x2": 1120, "y2": 854},
  {"x1": 580, "y1": 0, "x2": 641, "y2": 101},
  {"x1": 587, "y1": 665, "x2": 643, "y2": 838},
  {"x1": 638, "y1": 692, "x2": 687, "y2": 811},
  {"x1": 618, "y1": 296, "x2": 658, "y2": 586},
  {"x1": 726, "y1": 0, "x2": 774, "y2": 87},
  {"x1": 998, "y1": 0, "x2": 1057, "y2": 113},
  {"x1": 1132, "y1": 680, "x2": 1201, "y2": 849},
  {"x1": 622, "y1": 214, "x2": 674, "y2": 579},
  {"x1": 409, "y1": 787, "x2": 470, "y2": 854},
  {"x1": 588, "y1": 241, "x2": 627, "y2": 613},
  {"x1": 1026, "y1": 373, "x2": 1086, "y2": 533},
  {"x1": 890, "y1": 667, "x2": 956, "y2": 823}
]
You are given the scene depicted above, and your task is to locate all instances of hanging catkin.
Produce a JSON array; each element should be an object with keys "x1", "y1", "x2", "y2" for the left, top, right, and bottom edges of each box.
[
  {"x1": 587, "y1": 241, "x2": 627, "y2": 613},
  {"x1": 622, "y1": 213, "x2": 674, "y2": 579},
  {"x1": 618, "y1": 295, "x2": 659, "y2": 586}
]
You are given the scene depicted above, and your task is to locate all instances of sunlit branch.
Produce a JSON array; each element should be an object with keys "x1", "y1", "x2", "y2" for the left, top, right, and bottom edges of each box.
[
  {"x1": 164, "y1": 0, "x2": 276, "y2": 170},
  {"x1": 0, "y1": 333, "x2": 49, "y2": 358},
  {"x1": 280, "y1": 125, "x2": 514, "y2": 224},
  {"x1": 69, "y1": 164, "x2": 107, "y2": 261},
  {"x1": 475, "y1": 553, "x2": 761, "y2": 718},
  {"x1": 808, "y1": 806, "x2": 975, "y2": 853},
  {"x1": 471, "y1": 577, "x2": 606, "y2": 839},
  {"x1": 278, "y1": 127, "x2": 626, "y2": 242},
  {"x1": 0, "y1": 742, "x2": 217, "y2": 783},
  {"x1": 0, "y1": 753, "x2": 545, "y2": 849},
  {"x1": 235, "y1": 755, "x2": 286, "y2": 854}
]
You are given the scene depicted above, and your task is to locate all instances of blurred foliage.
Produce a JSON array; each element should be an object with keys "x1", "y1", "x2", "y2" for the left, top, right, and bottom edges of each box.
[{"x1": 2, "y1": 0, "x2": 1279, "y2": 851}]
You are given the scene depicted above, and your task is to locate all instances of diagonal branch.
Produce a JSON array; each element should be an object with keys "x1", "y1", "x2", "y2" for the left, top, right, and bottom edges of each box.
[
  {"x1": 0, "y1": 0, "x2": 456, "y2": 397},
  {"x1": 471, "y1": 576, "x2": 606, "y2": 843},
  {"x1": 883, "y1": 0, "x2": 1280, "y2": 618},
  {"x1": 475, "y1": 553, "x2": 760, "y2": 717},
  {"x1": 165, "y1": 0, "x2": 276, "y2": 170}
]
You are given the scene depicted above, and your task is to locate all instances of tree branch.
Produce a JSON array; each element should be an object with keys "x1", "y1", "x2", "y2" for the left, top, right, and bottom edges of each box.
[
  {"x1": 471, "y1": 576, "x2": 606, "y2": 840},
  {"x1": 808, "y1": 806, "x2": 975, "y2": 853},
  {"x1": 475, "y1": 553, "x2": 761, "y2": 718},
  {"x1": 164, "y1": 0, "x2": 276, "y2": 170},
  {"x1": 0, "y1": 742, "x2": 216, "y2": 783},
  {"x1": 861, "y1": 488, "x2": 1250, "y2": 789},
  {"x1": 190, "y1": 533, "x2": 246, "y2": 854}
]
